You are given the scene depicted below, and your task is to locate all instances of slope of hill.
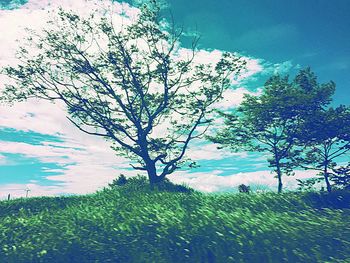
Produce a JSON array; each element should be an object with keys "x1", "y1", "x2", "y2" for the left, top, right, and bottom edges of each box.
[{"x1": 1, "y1": 181, "x2": 350, "y2": 262}]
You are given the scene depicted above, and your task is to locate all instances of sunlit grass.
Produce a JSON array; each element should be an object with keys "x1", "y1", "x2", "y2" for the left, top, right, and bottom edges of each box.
[{"x1": 1, "y1": 180, "x2": 349, "y2": 262}]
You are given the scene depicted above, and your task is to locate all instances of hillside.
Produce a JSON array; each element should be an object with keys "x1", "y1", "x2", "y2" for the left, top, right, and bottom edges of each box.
[{"x1": 1, "y1": 182, "x2": 350, "y2": 262}]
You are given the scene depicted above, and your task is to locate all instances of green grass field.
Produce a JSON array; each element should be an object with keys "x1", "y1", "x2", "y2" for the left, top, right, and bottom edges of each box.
[{"x1": 1, "y1": 181, "x2": 350, "y2": 262}]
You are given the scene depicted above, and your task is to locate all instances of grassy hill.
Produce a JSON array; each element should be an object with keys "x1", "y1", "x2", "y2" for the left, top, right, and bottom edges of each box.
[{"x1": 1, "y1": 180, "x2": 350, "y2": 263}]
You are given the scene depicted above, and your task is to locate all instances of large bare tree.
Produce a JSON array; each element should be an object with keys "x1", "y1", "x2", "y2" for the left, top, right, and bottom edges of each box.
[{"x1": 1, "y1": 2, "x2": 245, "y2": 184}]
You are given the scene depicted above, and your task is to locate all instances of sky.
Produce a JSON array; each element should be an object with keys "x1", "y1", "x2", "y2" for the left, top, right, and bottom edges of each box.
[{"x1": 0, "y1": 0, "x2": 349, "y2": 198}]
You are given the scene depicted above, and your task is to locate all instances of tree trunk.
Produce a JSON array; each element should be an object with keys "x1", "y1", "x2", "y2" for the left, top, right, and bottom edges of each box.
[
  {"x1": 146, "y1": 161, "x2": 163, "y2": 185},
  {"x1": 273, "y1": 149, "x2": 283, "y2": 193},
  {"x1": 147, "y1": 165, "x2": 157, "y2": 184},
  {"x1": 323, "y1": 164, "x2": 332, "y2": 193},
  {"x1": 277, "y1": 165, "x2": 283, "y2": 193}
]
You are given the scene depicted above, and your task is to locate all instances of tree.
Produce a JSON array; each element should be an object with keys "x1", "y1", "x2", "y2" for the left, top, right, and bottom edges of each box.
[
  {"x1": 331, "y1": 163, "x2": 350, "y2": 190},
  {"x1": 1, "y1": 2, "x2": 245, "y2": 184},
  {"x1": 238, "y1": 184, "x2": 250, "y2": 193},
  {"x1": 209, "y1": 68, "x2": 335, "y2": 193},
  {"x1": 295, "y1": 106, "x2": 350, "y2": 192}
]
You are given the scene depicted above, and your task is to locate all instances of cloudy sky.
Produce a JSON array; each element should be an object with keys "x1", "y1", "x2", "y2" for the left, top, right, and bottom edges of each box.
[{"x1": 0, "y1": 0, "x2": 349, "y2": 198}]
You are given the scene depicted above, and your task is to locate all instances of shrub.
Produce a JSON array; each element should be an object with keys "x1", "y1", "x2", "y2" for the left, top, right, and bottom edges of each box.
[
  {"x1": 111, "y1": 175, "x2": 194, "y2": 194},
  {"x1": 109, "y1": 174, "x2": 128, "y2": 187},
  {"x1": 153, "y1": 178, "x2": 194, "y2": 193},
  {"x1": 238, "y1": 184, "x2": 251, "y2": 193}
]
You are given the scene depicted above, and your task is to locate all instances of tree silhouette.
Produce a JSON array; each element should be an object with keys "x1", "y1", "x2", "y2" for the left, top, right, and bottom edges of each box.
[
  {"x1": 209, "y1": 68, "x2": 335, "y2": 193},
  {"x1": 1, "y1": 1, "x2": 245, "y2": 184},
  {"x1": 294, "y1": 105, "x2": 350, "y2": 192}
]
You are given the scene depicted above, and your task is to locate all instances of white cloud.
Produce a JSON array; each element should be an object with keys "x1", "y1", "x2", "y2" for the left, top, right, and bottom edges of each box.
[
  {"x1": 0, "y1": 168, "x2": 320, "y2": 199},
  {"x1": 0, "y1": 100, "x2": 69, "y2": 135},
  {"x1": 169, "y1": 169, "x2": 318, "y2": 193},
  {"x1": 0, "y1": 139, "x2": 130, "y2": 195},
  {"x1": 236, "y1": 57, "x2": 265, "y2": 82},
  {"x1": 0, "y1": 183, "x2": 62, "y2": 199},
  {"x1": 213, "y1": 87, "x2": 262, "y2": 110},
  {"x1": 187, "y1": 142, "x2": 248, "y2": 161},
  {"x1": 0, "y1": 140, "x2": 127, "y2": 167}
]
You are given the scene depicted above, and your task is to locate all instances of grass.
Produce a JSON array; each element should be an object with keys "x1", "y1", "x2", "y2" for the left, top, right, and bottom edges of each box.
[{"x1": 1, "y1": 179, "x2": 350, "y2": 262}]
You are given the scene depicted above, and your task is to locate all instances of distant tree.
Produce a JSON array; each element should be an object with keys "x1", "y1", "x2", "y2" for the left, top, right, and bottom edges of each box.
[
  {"x1": 294, "y1": 106, "x2": 350, "y2": 192},
  {"x1": 331, "y1": 163, "x2": 350, "y2": 190},
  {"x1": 238, "y1": 184, "x2": 250, "y2": 193},
  {"x1": 1, "y1": 1, "x2": 245, "y2": 184},
  {"x1": 209, "y1": 68, "x2": 335, "y2": 193},
  {"x1": 299, "y1": 162, "x2": 350, "y2": 192}
]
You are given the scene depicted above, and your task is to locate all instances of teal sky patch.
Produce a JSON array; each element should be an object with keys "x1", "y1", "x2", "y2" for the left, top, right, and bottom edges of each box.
[
  {"x1": 0, "y1": 0, "x2": 28, "y2": 10},
  {"x1": 0, "y1": 153, "x2": 66, "y2": 185},
  {"x1": 0, "y1": 128, "x2": 77, "y2": 188},
  {"x1": 0, "y1": 128, "x2": 64, "y2": 145},
  {"x1": 188, "y1": 157, "x2": 267, "y2": 176}
]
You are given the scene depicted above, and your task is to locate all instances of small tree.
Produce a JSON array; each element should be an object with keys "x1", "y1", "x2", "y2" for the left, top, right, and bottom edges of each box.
[
  {"x1": 209, "y1": 68, "x2": 335, "y2": 193},
  {"x1": 238, "y1": 184, "x2": 250, "y2": 193},
  {"x1": 294, "y1": 106, "x2": 350, "y2": 192},
  {"x1": 1, "y1": 2, "x2": 245, "y2": 184},
  {"x1": 331, "y1": 163, "x2": 350, "y2": 190}
]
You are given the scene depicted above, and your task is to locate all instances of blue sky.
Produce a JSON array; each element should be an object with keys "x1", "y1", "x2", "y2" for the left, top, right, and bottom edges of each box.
[
  {"x1": 0, "y1": 0, "x2": 349, "y2": 197},
  {"x1": 165, "y1": 0, "x2": 350, "y2": 105}
]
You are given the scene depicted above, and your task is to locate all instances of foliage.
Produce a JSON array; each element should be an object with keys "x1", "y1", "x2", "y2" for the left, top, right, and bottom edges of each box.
[
  {"x1": 1, "y1": 188, "x2": 350, "y2": 262},
  {"x1": 109, "y1": 175, "x2": 194, "y2": 193},
  {"x1": 297, "y1": 177, "x2": 324, "y2": 192},
  {"x1": 1, "y1": 1, "x2": 245, "y2": 184},
  {"x1": 331, "y1": 163, "x2": 350, "y2": 190},
  {"x1": 209, "y1": 68, "x2": 335, "y2": 193},
  {"x1": 297, "y1": 163, "x2": 350, "y2": 192},
  {"x1": 109, "y1": 174, "x2": 128, "y2": 187},
  {"x1": 238, "y1": 184, "x2": 251, "y2": 193},
  {"x1": 294, "y1": 105, "x2": 350, "y2": 192}
]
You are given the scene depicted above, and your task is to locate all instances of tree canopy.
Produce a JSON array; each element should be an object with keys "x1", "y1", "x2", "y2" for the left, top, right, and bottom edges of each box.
[
  {"x1": 294, "y1": 104, "x2": 350, "y2": 192},
  {"x1": 209, "y1": 68, "x2": 335, "y2": 193},
  {"x1": 1, "y1": 2, "x2": 245, "y2": 184}
]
